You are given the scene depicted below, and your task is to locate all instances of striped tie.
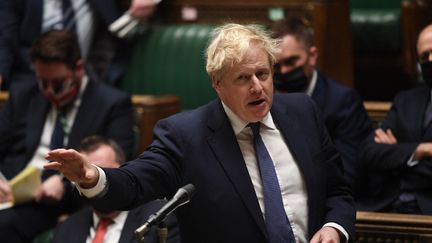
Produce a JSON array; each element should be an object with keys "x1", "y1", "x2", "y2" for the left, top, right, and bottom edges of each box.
[{"x1": 62, "y1": 0, "x2": 76, "y2": 31}]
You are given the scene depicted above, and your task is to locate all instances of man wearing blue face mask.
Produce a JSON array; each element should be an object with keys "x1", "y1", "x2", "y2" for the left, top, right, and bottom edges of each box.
[
  {"x1": 0, "y1": 30, "x2": 134, "y2": 242},
  {"x1": 358, "y1": 24, "x2": 432, "y2": 215},
  {"x1": 270, "y1": 16, "x2": 373, "y2": 189}
]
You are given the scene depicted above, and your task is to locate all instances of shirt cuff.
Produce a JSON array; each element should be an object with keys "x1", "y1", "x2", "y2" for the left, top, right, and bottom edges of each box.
[
  {"x1": 75, "y1": 166, "x2": 107, "y2": 198},
  {"x1": 407, "y1": 153, "x2": 419, "y2": 167},
  {"x1": 323, "y1": 222, "x2": 349, "y2": 243}
]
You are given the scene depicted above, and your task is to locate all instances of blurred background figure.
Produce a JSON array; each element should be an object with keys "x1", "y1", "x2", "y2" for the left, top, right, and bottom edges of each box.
[
  {"x1": 53, "y1": 135, "x2": 180, "y2": 243},
  {"x1": 0, "y1": 0, "x2": 161, "y2": 90},
  {"x1": 270, "y1": 16, "x2": 373, "y2": 188},
  {"x1": 357, "y1": 23, "x2": 432, "y2": 215},
  {"x1": 0, "y1": 29, "x2": 134, "y2": 242}
]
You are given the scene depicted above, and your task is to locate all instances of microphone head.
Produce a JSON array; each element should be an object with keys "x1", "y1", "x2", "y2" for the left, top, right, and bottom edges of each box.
[
  {"x1": 183, "y1": 184, "x2": 196, "y2": 197},
  {"x1": 173, "y1": 183, "x2": 196, "y2": 204}
]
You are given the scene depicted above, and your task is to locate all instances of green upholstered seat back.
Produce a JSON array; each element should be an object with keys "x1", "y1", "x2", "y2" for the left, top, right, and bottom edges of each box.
[
  {"x1": 122, "y1": 24, "x2": 217, "y2": 110},
  {"x1": 351, "y1": 0, "x2": 402, "y2": 52}
]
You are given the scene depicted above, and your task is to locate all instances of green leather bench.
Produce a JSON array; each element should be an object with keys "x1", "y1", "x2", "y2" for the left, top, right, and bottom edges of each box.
[
  {"x1": 122, "y1": 24, "x2": 217, "y2": 110},
  {"x1": 351, "y1": 0, "x2": 402, "y2": 53}
]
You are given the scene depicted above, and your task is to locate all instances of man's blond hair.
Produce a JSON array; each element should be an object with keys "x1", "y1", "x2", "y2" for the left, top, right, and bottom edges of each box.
[{"x1": 205, "y1": 23, "x2": 280, "y2": 80}]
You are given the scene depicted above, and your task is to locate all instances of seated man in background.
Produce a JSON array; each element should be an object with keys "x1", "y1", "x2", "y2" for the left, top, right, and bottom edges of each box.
[
  {"x1": 270, "y1": 16, "x2": 373, "y2": 188},
  {"x1": 357, "y1": 23, "x2": 432, "y2": 214},
  {"x1": 0, "y1": 30, "x2": 134, "y2": 242},
  {"x1": 53, "y1": 136, "x2": 179, "y2": 243}
]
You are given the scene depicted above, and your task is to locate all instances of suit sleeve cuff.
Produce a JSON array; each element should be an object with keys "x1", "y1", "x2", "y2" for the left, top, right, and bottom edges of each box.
[
  {"x1": 323, "y1": 222, "x2": 348, "y2": 243},
  {"x1": 75, "y1": 166, "x2": 108, "y2": 198}
]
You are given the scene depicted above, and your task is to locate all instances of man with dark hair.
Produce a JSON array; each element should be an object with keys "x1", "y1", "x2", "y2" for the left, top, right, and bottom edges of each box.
[
  {"x1": 0, "y1": 30, "x2": 134, "y2": 242},
  {"x1": 53, "y1": 136, "x2": 179, "y2": 243},
  {"x1": 358, "y1": 24, "x2": 432, "y2": 214},
  {"x1": 270, "y1": 16, "x2": 373, "y2": 188}
]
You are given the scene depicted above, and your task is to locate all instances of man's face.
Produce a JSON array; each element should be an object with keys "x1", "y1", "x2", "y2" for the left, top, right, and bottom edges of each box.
[
  {"x1": 276, "y1": 35, "x2": 317, "y2": 79},
  {"x1": 34, "y1": 60, "x2": 83, "y2": 108},
  {"x1": 212, "y1": 43, "x2": 273, "y2": 123},
  {"x1": 84, "y1": 145, "x2": 119, "y2": 169},
  {"x1": 417, "y1": 28, "x2": 432, "y2": 64}
]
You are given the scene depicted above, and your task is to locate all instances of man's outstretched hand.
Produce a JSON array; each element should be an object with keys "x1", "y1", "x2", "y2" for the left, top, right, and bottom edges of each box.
[{"x1": 44, "y1": 149, "x2": 99, "y2": 188}]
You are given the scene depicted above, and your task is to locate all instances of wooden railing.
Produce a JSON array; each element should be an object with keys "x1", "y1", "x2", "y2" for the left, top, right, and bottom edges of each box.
[
  {"x1": 355, "y1": 211, "x2": 432, "y2": 243},
  {"x1": 363, "y1": 101, "x2": 392, "y2": 127}
]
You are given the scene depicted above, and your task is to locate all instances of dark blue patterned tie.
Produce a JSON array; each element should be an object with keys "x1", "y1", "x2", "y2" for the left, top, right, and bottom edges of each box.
[
  {"x1": 62, "y1": 0, "x2": 76, "y2": 31},
  {"x1": 250, "y1": 122, "x2": 296, "y2": 243},
  {"x1": 50, "y1": 110, "x2": 66, "y2": 149}
]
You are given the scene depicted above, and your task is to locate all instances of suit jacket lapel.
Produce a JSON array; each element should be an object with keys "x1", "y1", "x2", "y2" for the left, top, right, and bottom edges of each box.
[
  {"x1": 311, "y1": 73, "x2": 326, "y2": 113},
  {"x1": 271, "y1": 98, "x2": 318, "y2": 237},
  {"x1": 25, "y1": 92, "x2": 49, "y2": 162},
  {"x1": 68, "y1": 81, "x2": 95, "y2": 147},
  {"x1": 206, "y1": 100, "x2": 267, "y2": 238},
  {"x1": 118, "y1": 208, "x2": 141, "y2": 243},
  {"x1": 419, "y1": 88, "x2": 432, "y2": 139}
]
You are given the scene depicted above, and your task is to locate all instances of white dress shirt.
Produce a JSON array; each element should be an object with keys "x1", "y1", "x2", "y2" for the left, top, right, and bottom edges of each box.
[{"x1": 86, "y1": 211, "x2": 129, "y2": 243}]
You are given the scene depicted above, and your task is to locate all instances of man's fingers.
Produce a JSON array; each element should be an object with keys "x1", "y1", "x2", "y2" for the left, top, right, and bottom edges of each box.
[{"x1": 43, "y1": 161, "x2": 62, "y2": 170}]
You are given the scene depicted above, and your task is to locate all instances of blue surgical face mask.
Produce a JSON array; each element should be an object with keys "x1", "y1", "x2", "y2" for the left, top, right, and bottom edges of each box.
[
  {"x1": 421, "y1": 61, "x2": 432, "y2": 86},
  {"x1": 273, "y1": 66, "x2": 309, "y2": 93}
]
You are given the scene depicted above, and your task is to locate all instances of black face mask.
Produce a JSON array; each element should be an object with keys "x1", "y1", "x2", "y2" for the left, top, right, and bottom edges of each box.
[
  {"x1": 273, "y1": 66, "x2": 309, "y2": 93},
  {"x1": 421, "y1": 61, "x2": 432, "y2": 86}
]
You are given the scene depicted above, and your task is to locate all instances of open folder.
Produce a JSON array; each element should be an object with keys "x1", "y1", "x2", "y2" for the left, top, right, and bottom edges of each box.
[{"x1": 0, "y1": 166, "x2": 41, "y2": 210}]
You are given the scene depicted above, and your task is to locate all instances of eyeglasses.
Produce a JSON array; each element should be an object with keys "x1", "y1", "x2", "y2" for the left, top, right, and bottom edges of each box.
[{"x1": 419, "y1": 50, "x2": 432, "y2": 64}]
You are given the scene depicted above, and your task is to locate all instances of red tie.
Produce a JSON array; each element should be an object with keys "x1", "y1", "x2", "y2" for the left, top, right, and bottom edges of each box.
[{"x1": 92, "y1": 218, "x2": 113, "y2": 243}]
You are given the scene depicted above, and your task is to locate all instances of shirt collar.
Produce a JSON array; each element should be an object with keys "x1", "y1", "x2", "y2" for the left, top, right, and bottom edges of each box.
[
  {"x1": 92, "y1": 210, "x2": 129, "y2": 228},
  {"x1": 221, "y1": 101, "x2": 277, "y2": 135},
  {"x1": 306, "y1": 69, "x2": 317, "y2": 96}
]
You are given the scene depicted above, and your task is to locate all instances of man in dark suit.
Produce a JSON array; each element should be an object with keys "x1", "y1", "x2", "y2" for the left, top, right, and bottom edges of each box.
[
  {"x1": 53, "y1": 136, "x2": 179, "y2": 243},
  {"x1": 270, "y1": 16, "x2": 373, "y2": 188},
  {"x1": 46, "y1": 23, "x2": 355, "y2": 243},
  {"x1": 0, "y1": 0, "x2": 160, "y2": 89},
  {"x1": 357, "y1": 24, "x2": 432, "y2": 214},
  {"x1": 0, "y1": 30, "x2": 134, "y2": 242}
]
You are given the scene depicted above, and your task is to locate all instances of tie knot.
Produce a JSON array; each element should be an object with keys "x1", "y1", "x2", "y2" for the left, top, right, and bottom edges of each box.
[
  {"x1": 249, "y1": 122, "x2": 261, "y2": 136},
  {"x1": 97, "y1": 218, "x2": 114, "y2": 228}
]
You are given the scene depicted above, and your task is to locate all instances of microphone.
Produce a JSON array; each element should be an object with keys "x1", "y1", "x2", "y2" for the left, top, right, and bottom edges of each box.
[{"x1": 135, "y1": 184, "x2": 196, "y2": 241}]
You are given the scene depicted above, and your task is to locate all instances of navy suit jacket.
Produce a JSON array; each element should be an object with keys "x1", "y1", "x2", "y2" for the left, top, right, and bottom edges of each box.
[
  {"x1": 358, "y1": 85, "x2": 432, "y2": 213},
  {"x1": 53, "y1": 200, "x2": 180, "y2": 243},
  {"x1": 0, "y1": 0, "x2": 125, "y2": 85},
  {"x1": 311, "y1": 72, "x2": 372, "y2": 187},
  {"x1": 90, "y1": 94, "x2": 355, "y2": 243},
  {"x1": 0, "y1": 79, "x2": 134, "y2": 179}
]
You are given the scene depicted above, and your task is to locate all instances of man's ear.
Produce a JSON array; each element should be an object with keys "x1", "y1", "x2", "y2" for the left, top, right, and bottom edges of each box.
[
  {"x1": 74, "y1": 59, "x2": 85, "y2": 74},
  {"x1": 308, "y1": 46, "x2": 319, "y2": 66},
  {"x1": 211, "y1": 75, "x2": 222, "y2": 95}
]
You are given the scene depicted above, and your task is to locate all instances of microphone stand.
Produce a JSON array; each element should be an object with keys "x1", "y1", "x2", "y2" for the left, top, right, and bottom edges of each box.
[
  {"x1": 135, "y1": 221, "x2": 168, "y2": 243},
  {"x1": 157, "y1": 222, "x2": 168, "y2": 243}
]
